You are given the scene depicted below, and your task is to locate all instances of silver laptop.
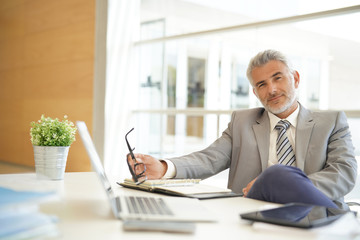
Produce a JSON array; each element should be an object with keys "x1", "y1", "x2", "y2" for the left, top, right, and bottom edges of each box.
[{"x1": 76, "y1": 121, "x2": 216, "y2": 222}]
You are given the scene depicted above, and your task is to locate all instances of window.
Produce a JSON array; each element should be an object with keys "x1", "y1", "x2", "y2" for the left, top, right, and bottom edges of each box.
[{"x1": 105, "y1": 0, "x2": 360, "y2": 179}]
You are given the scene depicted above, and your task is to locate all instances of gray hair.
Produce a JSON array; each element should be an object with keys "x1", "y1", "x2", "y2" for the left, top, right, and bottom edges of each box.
[{"x1": 246, "y1": 49, "x2": 294, "y2": 85}]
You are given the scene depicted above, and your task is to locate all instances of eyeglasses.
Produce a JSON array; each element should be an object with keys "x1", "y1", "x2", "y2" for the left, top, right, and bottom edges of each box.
[{"x1": 125, "y1": 128, "x2": 147, "y2": 185}]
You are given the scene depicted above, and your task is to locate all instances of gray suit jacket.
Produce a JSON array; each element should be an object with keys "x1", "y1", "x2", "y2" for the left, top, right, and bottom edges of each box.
[{"x1": 170, "y1": 104, "x2": 357, "y2": 208}]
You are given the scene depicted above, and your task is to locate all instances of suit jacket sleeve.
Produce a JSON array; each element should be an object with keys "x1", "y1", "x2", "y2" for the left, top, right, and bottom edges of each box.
[{"x1": 307, "y1": 111, "x2": 357, "y2": 200}]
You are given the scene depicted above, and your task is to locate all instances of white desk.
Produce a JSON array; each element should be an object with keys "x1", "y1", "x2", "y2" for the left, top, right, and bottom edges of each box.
[{"x1": 0, "y1": 172, "x2": 353, "y2": 240}]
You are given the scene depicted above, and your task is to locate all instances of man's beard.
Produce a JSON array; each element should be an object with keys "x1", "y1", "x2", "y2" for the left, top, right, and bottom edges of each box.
[{"x1": 263, "y1": 88, "x2": 297, "y2": 115}]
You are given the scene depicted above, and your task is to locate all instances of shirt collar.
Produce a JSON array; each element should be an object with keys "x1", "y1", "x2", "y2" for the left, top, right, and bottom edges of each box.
[{"x1": 268, "y1": 103, "x2": 300, "y2": 131}]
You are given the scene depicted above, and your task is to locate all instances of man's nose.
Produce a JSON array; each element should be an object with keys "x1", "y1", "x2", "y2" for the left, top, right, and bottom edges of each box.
[{"x1": 268, "y1": 82, "x2": 277, "y2": 94}]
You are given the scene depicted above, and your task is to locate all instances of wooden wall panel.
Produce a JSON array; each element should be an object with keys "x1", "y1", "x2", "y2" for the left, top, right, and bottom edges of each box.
[{"x1": 0, "y1": 0, "x2": 95, "y2": 172}]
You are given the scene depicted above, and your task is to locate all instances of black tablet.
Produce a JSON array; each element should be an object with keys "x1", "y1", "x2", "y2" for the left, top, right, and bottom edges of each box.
[{"x1": 240, "y1": 203, "x2": 348, "y2": 228}]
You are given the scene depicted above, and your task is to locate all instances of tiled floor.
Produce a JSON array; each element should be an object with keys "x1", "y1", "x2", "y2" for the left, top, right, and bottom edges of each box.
[{"x1": 0, "y1": 161, "x2": 34, "y2": 174}]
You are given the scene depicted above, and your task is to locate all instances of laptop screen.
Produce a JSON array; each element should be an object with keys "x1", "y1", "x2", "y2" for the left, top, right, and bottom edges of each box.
[{"x1": 76, "y1": 121, "x2": 117, "y2": 201}]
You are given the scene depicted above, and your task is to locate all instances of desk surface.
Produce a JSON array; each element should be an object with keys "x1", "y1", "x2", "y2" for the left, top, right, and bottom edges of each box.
[{"x1": 0, "y1": 172, "x2": 349, "y2": 240}]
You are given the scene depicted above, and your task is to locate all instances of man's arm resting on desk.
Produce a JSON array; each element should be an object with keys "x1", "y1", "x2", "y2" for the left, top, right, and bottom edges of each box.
[{"x1": 134, "y1": 112, "x2": 234, "y2": 180}]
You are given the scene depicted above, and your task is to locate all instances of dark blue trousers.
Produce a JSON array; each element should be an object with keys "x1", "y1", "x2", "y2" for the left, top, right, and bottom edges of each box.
[{"x1": 247, "y1": 164, "x2": 338, "y2": 208}]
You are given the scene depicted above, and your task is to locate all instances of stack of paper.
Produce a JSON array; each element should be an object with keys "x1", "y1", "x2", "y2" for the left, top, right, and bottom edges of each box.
[{"x1": 0, "y1": 186, "x2": 59, "y2": 239}]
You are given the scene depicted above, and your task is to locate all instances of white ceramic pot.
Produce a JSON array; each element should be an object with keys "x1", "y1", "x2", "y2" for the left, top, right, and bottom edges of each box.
[{"x1": 33, "y1": 146, "x2": 70, "y2": 180}]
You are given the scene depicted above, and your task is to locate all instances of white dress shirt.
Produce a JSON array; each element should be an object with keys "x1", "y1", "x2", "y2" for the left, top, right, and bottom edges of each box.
[
  {"x1": 267, "y1": 105, "x2": 299, "y2": 167},
  {"x1": 161, "y1": 159, "x2": 176, "y2": 179}
]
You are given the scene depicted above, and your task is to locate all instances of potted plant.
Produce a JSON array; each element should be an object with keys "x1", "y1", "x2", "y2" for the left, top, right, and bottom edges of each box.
[{"x1": 30, "y1": 115, "x2": 77, "y2": 180}]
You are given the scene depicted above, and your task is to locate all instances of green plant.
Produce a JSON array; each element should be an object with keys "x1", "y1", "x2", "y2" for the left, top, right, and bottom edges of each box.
[{"x1": 30, "y1": 115, "x2": 77, "y2": 146}]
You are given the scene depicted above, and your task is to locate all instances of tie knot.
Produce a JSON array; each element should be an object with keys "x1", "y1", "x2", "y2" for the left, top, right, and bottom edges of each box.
[{"x1": 275, "y1": 120, "x2": 291, "y2": 131}]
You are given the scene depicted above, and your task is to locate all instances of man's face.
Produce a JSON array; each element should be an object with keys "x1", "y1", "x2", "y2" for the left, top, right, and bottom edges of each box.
[{"x1": 251, "y1": 60, "x2": 299, "y2": 118}]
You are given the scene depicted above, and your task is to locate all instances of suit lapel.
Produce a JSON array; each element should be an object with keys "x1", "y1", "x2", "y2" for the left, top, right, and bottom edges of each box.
[
  {"x1": 295, "y1": 105, "x2": 314, "y2": 170},
  {"x1": 253, "y1": 110, "x2": 270, "y2": 171}
]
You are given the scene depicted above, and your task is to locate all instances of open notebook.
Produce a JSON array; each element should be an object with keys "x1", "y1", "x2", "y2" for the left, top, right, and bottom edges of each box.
[{"x1": 119, "y1": 178, "x2": 242, "y2": 200}]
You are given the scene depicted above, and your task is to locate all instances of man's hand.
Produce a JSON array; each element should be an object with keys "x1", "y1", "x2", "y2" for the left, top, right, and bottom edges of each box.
[
  {"x1": 242, "y1": 177, "x2": 257, "y2": 197},
  {"x1": 127, "y1": 153, "x2": 167, "y2": 180}
]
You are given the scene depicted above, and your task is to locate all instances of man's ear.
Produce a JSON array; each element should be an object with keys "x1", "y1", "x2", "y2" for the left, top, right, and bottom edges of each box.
[
  {"x1": 293, "y1": 70, "x2": 300, "y2": 88},
  {"x1": 253, "y1": 88, "x2": 258, "y2": 98}
]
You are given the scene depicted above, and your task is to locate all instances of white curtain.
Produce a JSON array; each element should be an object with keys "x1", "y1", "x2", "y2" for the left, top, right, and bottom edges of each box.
[{"x1": 104, "y1": 0, "x2": 140, "y2": 177}]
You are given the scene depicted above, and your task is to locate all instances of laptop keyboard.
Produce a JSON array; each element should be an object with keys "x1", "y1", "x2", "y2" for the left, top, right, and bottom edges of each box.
[{"x1": 125, "y1": 196, "x2": 174, "y2": 216}]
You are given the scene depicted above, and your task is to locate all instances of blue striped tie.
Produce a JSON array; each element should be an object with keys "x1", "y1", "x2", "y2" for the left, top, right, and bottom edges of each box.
[{"x1": 275, "y1": 120, "x2": 296, "y2": 166}]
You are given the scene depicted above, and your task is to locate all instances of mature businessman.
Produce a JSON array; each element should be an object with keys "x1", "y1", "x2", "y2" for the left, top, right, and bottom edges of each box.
[{"x1": 128, "y1": 49, "x2": 357, "y2": 209}]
